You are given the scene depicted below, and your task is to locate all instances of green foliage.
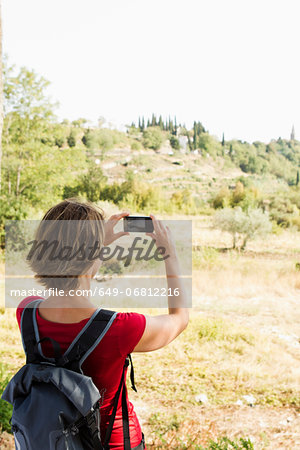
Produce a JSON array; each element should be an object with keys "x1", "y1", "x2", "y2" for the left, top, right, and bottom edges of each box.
[
  {"x1": 213, "y1": 207, "x2": 272, "y2": 249},
  {"x1": 197, "y1": 436, "x2": 254, "y2": 449},
  {"x1": 131, "y1": 140, "x2": 142, "y2": 151},
  {"x1": 142, "y1": 127, "x2": 164, "y2": 150},
  {"x1": 100, "y1": 170, "x2": 162, "y2": 210},
  {"x1": 268, "y1": 188, "x2": 300, "y2": 228},
  {"x1": 53, "y1": 123, "x2": 67, "y2": 148},
  {"x1": 197, "y1": 317, "x2": 255, "y2": 345},
  {"x1": 0, "y1": 195, "x2": 29, "y2": 248},
  {"x1": 1, "y1": 61, "x2": 87, "y2": 213},
  {"x1": 67, "y1": 129, "x2": 77, "y2": 147},
  {"x1": 0, "y1": 364, "x2": 13, "y2": 433},
  {"x1": 211, "y1": 182, "x2": 261, "y2": 212},
  {"x1": 70, "y1": 165, "x2": 108, "y2": 202},
  {"x1": 212, "y1": 186, "x2": 231, "y2": 209},
  {"x1": 198, "y1": 133, "x2": 222, "y2": 158},
  {"x1": 170, "y1": 189, "x2": 197, "y2": 213},
  {"x1": 82, "y1": 128, "x2": 128, "y2": 157},
  {"x1": 82, "y1": 128, "x2": 98, "y2": 149},
  {"x1": 169, "y1": 135, "x2": 180, "y2": 150}
]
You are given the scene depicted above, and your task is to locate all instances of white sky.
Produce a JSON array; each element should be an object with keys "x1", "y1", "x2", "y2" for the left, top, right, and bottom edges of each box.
[{"x1": 2, "y1": 0, "x2": 300, "y2": 143}]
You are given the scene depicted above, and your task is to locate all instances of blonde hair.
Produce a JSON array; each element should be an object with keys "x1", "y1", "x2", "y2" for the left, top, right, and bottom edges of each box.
[{"x1": 28, "y1": 198, "x2": 105, "y2": 292}]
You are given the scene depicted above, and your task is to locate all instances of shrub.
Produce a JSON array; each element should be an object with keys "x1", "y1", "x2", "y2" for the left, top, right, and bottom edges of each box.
[
  {"x1": 131, "y1": 141, "x2": 142, "y2": 151},
  {"x1": 142, "y1": 127, "x2": 164, "y2": 150},
  {"x1": 169, "y1": 135, "x2": 180, "y2": 150},
  {"x1": 77, "y1": 166, "x2": 108, "y2": 202},
  {"x1": 212, "y1": 187, "x2": 231, "y2": 209},
  {"x1": 67, "y1": 129, "x2": 77, "y2": 147},
  {"x1": 0, "y1": 363, "x2": 13, "y2": 433}
]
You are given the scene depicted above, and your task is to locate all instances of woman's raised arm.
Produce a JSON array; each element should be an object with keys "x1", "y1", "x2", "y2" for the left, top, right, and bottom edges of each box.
[{"x1": 133, "y1": 215, "x2": 189, "y2": 352}]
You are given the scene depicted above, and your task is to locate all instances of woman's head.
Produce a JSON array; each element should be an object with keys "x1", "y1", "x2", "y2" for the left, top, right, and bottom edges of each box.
[{"x1": 28, "y1": 198, "x2": 105, "y2": 292}]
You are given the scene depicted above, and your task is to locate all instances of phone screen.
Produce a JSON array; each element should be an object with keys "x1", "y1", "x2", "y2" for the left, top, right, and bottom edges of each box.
[{"x1": 124, "y1": 216, "x2": 154, "y2": 233}]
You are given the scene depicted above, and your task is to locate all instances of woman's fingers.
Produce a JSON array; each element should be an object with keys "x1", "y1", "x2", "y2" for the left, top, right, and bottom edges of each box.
[
  {"x1": 109, "y1": 211, "x2": 130, "y2": 226},
  {"x1": 150, "y1": 214, "x2": 162, "y2": 234}
]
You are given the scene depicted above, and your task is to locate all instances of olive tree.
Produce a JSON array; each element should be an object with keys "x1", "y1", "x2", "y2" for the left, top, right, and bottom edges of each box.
[{"x1": 213, "y1": 206, "x2": 272, "y2": 250}]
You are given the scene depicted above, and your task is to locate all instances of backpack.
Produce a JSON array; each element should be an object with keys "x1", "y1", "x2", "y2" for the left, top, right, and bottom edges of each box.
[{"x1": 2, "y1": 299, "x2": 138, "y2": 450}]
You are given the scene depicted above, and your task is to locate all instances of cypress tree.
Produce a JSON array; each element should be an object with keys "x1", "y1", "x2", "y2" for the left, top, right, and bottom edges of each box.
[
  {"x1": 151, "y1": 113, "x2": 156, "y2": 127},
  {"x1": 296, "y1": 170, "x2": 300, "y2": 186},
  {"x1": 187, "y1": 134, "x2": 192, "y2": 151},
  {"x1": 222, "y1": 132, "x2": 225, "y2": 146},
  {"x1": 193, "y1": 121, "x2": 197, "y2": 150},
  {"x1": 159, "y1": 115, "x2": 163, "y2": 129},
  {"x1": 138, "y1": 117, "x2": 141, "y2": 130},
  {"x1": 147, "y1": 118, "x2": 150, "y2": 128},
  {"x1": 142, "y1": 116, "x2": 145, "y2": 131},
  {"x1": 174, "y1": 116, "x2": 177, "y2": 135}
]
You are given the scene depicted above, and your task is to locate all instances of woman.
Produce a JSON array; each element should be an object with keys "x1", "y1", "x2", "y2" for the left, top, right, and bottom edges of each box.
[{"x1": 16, "y1": 198, "x2": 189, "y2": 449}]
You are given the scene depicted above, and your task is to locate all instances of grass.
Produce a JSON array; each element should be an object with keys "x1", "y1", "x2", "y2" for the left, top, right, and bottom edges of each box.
[{"x1": 0, "y1": 217, "x2": 299, "y2": 448}]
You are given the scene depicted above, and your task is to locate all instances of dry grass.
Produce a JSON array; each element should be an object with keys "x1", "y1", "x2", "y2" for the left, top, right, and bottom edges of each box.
[{"x1": 0, "y1": 217, "x2": 300, "y2": 448}]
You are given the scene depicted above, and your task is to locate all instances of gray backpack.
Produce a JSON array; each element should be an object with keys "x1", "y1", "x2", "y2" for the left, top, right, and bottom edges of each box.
[{"x1": 2, "y1": 299, "x2": 137, "y2": 450}]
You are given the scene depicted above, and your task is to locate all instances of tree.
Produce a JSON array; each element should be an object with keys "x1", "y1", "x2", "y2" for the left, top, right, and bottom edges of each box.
[
  {"x1": 169, "y1": 135, "x2": 180, "y2": 150},
  {"x1": 213, "y1": 206, "x2": 272, "y2": 250},
  {"x1": 222, "y1": 132, "x2": 225, "y2": 146},
  {"x1": 0, "y1": 1, "x2": 3, "y2": 192},
  {"x1": 78, "y1": 165, "x2": 107, "y2": 202},
  {"x1": 1, "y1": 62, "x2": 86, "y2": 208},
  {"x1": 158, "y1": 115, "x2": 163, "y2": 129},
  {"x1": 67, "y1": 129, "x2": 77, "y2": 147},
  {"x1": 193, "y1": 121, "x2": 197, "y2": 150},
  {"x1": 142, "y1": 127, "x2": 164, "y2": 150},
  {"x1": 296, "y1": 170, "x2": 299, "y2": 186}
]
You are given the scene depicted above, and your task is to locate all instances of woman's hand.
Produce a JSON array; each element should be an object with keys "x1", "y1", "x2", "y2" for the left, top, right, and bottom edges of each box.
[
  {"x1": 146, "y1": 214, "x2": 177, "y2": 259},
  {"x1": 103, "y1": 212, "x2": 130, "y2": 246}
]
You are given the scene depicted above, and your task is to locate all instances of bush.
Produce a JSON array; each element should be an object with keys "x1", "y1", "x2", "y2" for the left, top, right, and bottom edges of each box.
[
  {"x1": 170, "y1": 189, "x2": 197, "y2": 214},
  {"x1": 76, "y1": 166, "x2": 108, "y2": 202},
  {"x1": 290, "y1": 216, "x2": 300, "y2": 231},
  {"x1": 197, "y1": 436, "x2": 254, "y2": 449},
  {"x1": 131, "y1": 141, "x2": 142, "y2": 151},
  {"x1": 0, "y1": 195, "x2": 29, "y2": 248},
  {"x1": 212, "y1": 187, "x2": 231, "y2": 209},
  {"x1": 67, "y1": 129, "x2": 77, "y2": 147},
  {"x1": 0, "y1": 363, "x2": 13, "y2": 433},
  {"x1": 169, "y1": 135, "x2": 180, "y2": 150},
  {"x1": 142, "y1": 127, "x2": 164, "y2": 150}
]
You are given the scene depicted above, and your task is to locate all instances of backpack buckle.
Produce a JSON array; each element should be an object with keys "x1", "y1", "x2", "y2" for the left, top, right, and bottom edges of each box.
[{"x1": 70, "y1": 425, "x2": 79, "y2": 436}]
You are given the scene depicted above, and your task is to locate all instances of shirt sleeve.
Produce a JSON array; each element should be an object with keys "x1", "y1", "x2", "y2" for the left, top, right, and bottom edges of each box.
[{"x1": 117, "y1": 312, "x2": 146, "y2": 356}]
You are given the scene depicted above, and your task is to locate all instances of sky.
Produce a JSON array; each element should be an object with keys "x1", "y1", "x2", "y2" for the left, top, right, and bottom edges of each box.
[{"x1": 2, "y1": 0, "x2": 300, "y2": 143}]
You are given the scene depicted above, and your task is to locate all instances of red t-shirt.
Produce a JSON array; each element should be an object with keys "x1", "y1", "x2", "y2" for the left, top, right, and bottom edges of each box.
[{"x1": 16, "y1": 296, "x2": 146, "y2": 449}]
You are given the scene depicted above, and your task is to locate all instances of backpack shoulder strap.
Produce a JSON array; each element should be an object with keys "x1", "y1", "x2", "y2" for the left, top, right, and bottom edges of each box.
[
  {"x1": 60, "y1": 309, "x2": 118, "y2": 372},
  {"x1": 20, "y1": 299, "x2": 46, "y2": 364}
]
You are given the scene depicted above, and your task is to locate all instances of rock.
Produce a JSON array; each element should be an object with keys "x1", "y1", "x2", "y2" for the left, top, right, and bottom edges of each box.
[
  {"x1": 195, "y1": 393, "x2": 208, "y2": 404},
  {"x1": 242, "y1": 394, "x2": 256, "y2": 406},
  {"x1": 235, "y1": 399, "x2": 243, "y2": 406}
]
